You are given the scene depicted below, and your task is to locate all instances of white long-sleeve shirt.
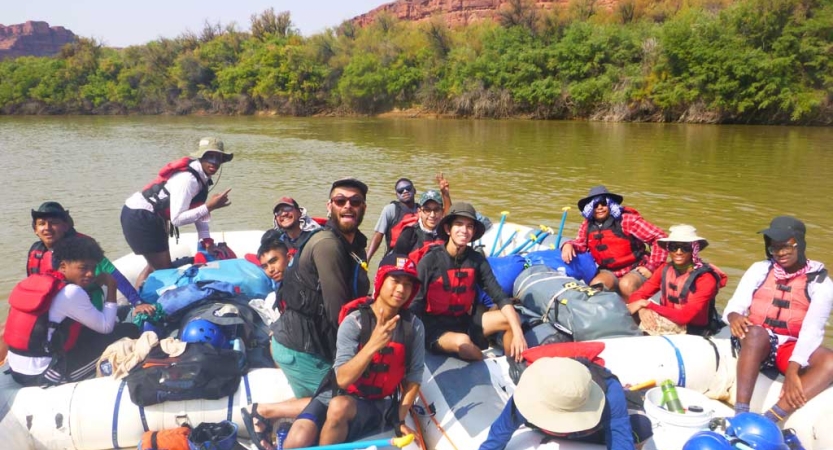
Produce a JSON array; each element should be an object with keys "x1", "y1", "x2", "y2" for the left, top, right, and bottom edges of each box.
[
  {"x1": 8, "y1": 284, "x2": 118, "y2": 375},
  {"x1": 125, "y1": 159, "x2": 212, "y2": 239},
  {"x1": 723, "y1": 260, "x2": 833, "y2": 368}
]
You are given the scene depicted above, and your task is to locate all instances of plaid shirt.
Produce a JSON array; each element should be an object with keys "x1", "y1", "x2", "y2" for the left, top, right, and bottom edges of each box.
[{"x1": 566, "y1": 208, "x2": 668, "y2": 277}]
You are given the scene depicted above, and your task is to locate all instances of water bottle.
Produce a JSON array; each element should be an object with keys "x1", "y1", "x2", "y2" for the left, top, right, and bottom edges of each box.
[
  {"x1": 660, "y1": 379, "x2": 685, "y2": 414},
  {"x1": 276, "y1": 421, "x2": 292, "y2": 450},
  {"x1": 231, "y1": 338, "x2": 246, "y2": 370},
  {"x1": 100, "y1": 360, "x2": 112, "y2": 376},
  {"x1": 556, "y1": 267, "x2": 567, "y2": 277}
]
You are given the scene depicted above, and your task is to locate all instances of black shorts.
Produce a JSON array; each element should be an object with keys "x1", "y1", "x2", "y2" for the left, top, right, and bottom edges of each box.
[
  {"x1": 296, "y1": 392, "x2": 392, "y2": 442},
  {"x1": 121, "y1": 205, "x2": 168, "y2": 255},
  {"x1": 423, "y1": 306, "x2": 488, "y2": 354}
]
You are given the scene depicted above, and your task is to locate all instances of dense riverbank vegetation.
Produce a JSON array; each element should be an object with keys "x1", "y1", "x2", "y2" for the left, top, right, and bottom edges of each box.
[{"x1": 1, "y1": 0, "x2": 831, "y2": 124}]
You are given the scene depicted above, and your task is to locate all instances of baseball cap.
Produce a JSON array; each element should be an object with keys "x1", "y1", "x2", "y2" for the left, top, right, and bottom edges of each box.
[
  {"x1": 330, "y1": 178, "x2": 369, "y2": 197},
  {"x1": 418, "y1": 190, "x2": 443, "y2": 207}
]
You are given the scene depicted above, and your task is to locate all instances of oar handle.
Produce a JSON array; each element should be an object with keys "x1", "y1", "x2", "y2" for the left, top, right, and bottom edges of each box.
[{"x1": 489, "y1": 211, "x2": 510, "y2": 256}]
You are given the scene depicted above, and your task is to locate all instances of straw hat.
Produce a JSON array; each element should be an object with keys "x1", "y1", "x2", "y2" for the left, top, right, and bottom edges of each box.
[
  {"x1": 514, "y1": 357, "x2": 606, "y2": 434},
  {"x1": 658, "y1": 224, "x2": 709, "y2": 250}
]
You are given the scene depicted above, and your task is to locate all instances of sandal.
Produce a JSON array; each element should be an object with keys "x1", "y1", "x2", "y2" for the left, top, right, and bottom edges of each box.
[{"x1": 241, "y1": 403, "x2": 273, "y2": 450}]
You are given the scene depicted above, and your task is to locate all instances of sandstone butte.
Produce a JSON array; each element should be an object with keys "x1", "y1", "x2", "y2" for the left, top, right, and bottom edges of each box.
[
  {"x1": 351, "y1": 0, "x2": 620, "y2": 27},
  {"x1": 0, "y1": 21, "x2": 76, "y2": 60}
]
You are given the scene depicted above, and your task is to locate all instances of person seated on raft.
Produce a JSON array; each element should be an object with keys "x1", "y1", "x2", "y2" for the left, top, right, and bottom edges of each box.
[
  {"x1": 409, "y1": 202, "x2": 527, "y2": 362},
  {"x1": 27, "y1": 201, "x2": 154, "y2": 315},
  {"x1": 366, "y1": 173, "x2": 452, "y2": 262},
  {"x1": 121, "y1": 137, "x2": 233, "y2": 286},
  {"x1": 479, "y1": 357, "x2": 652, "y2": 450},
  {"x1": 4, "y1": 236, "x2": 141, "y2": 387},
  {"x1": 392, "y1": 189, "x2": 446, "y2": 264},
  {"x1": 627, "y1": 224, "x2": 727, "y2": 336},
  {"x1": 561, "y1": 186, "x2": 668, "y2": 299},
  {"x1": 723, "y1": 216, "x2": 833, "y2": 423},
  {"x1": 279, "y1": 254, "x2": 425, "y2": 449},
  {"x1": 271, "y1": 196, "x2": 321, "y2": 256},
  {"x1": 258, "y1": 239, "x2": 289, "y2": 289}
]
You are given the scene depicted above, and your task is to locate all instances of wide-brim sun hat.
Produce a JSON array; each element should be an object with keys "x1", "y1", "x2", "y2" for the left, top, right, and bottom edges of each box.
[
  {"x1": 577, "y1": 185, "x2": 624, "y2": 211},
  {"x1": 658, "y1": 224, "x2": 709, "y2": 250},
  {"x1": 191, "y1": 137, "x2": 234, "y2": 163},
  {"x1": 31, "y1": 201, "x2": 73, "y2": 224},
  {"x1": 437, "y1": 201, "x2": 485, "y2": 242},
  {"x1": 514, "y1": 357, "x2": 606, "y2": 434}
]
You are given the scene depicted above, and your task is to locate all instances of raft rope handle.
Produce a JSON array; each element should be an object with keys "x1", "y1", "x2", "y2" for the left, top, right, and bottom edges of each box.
[
  {"x1": 112, "y1": 380, "x2": 127, "y2": 449},
  {"x1": 139, "y1": 405, "x2": 149, "y2": 432},
  {"x1": 416, "y1": 389, "x2": 459, "y2": 450},
  {"x1": 660, "y1": 335, "x2": 686, "y2": 387},
  {"x1": 227, "y1": 373, "x2": 253, "y2": 421}
]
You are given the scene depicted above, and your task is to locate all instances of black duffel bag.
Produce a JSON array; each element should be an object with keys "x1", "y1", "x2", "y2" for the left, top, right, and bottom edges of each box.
[{"x1": 125, "y1": 343, "x2": 243, "y2": 406}]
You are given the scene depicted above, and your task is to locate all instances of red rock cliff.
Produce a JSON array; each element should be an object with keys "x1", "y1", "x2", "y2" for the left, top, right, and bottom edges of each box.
[
  {"x1": 352, "y1": 0, "x2": 615, "y2": 27},
  {"x1": 0, "y1": 21, "x2": 76, "y2": 60}
]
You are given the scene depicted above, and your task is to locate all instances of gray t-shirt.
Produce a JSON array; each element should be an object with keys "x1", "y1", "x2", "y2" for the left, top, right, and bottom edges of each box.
[
  {"x1": 373, "y1": 202, "x2": 418, "y2": 234},
  {"x1": 334, "y1": 309, "x2": 425, "y2": 384}
]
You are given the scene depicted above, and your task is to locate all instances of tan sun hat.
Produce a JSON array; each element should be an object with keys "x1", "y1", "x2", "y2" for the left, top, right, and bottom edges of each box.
[
  {"x1": 191, "y1": 137, "x2": 234, "y2": 163},
  {"x1": 658, "y1": 224, "x2": 708, "y2": 250},
  {"x1": 514, "y1": 357, "x2": 606, "y2": 434}
]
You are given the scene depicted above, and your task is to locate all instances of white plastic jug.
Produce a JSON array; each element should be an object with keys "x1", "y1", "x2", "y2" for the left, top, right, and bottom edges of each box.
[{"x1": 644, "y1": 386, "x2": 714, "y2": 450}]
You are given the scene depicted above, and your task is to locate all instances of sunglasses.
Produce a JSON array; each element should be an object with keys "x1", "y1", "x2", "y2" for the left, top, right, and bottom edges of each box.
[
  {"x1": 768, "y1": 242, "x2": 798, "y2": 254},
  {"x1": 274, "y1": 205, "x2": 295, "y2": 215},
  {"x1": 396, "y1": 186, "x2": 414, "y2": 194},
  {"x1": 667, "y1": 242, "x2": 693, "y2": 253},
  {"x1": 331, "y1": 196, "x2": 365, "y2": 207},
  {"x1": 595, "y1": 200, "x2": 608, "y2": 207}
]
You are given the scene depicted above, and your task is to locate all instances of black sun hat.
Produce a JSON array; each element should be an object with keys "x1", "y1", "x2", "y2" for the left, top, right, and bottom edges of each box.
[{"x1": 437, "y1": 202, "x2": 486, "y2": 242}]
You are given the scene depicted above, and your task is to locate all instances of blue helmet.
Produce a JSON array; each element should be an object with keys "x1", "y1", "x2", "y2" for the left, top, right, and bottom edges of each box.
[
  {"x1": 181, "y1": 319, "x2": 228, "y2": 349},
  {"x1": 725, "y1": 413, "x2": 789, "y2": 450},
  {"x1": 683, "y1": 431, "x2": 733, "y2": 450}
]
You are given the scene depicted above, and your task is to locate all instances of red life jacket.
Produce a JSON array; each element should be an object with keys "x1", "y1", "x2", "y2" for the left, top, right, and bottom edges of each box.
[
  {"x1": 425, "y1": 247, "x2": 477, "y2": 317},
  {"x1": 389, "y1": 214, "x2": 419, "y2": 249},
  {"x1": 409, "y1": 241, "x2": 443, "y2": 266},
  {"x1": 385, "y1": 201, "x2": 418, "y2": 248},
  {"x1": 748, "y1": 265, "x2": 827, "y2": 338},
  {"x1": 585, "y1": 207, "x2": 647, "y2": 271},
  {"x1": 660, "y1": 263, "x2": 728, "y2": 334},
  {"x1": 5, "y1": 272, "x2": 82, "y2": 357},
  {"x1": 26, "y1": 231, "x2": 88, "y2": 276},
  {"x1": 338, "y1": 297, "x2": 413, "y2": 400},
  {"x1": 141, "y1": 157, "x2": 210, "y2": 219}
]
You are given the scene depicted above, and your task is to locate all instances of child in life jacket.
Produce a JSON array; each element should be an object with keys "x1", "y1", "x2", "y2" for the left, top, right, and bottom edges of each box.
[
  {"x1": 281, "y1": 254, "x2": 425, "y2": 448},
  {"x1": 409, "y1": 202, "x2": 527, "y2": 362},
  {"x1": 627, "y1": 225, "x2": 727, "y2": 336},
  {"x1": 5, "y1": 236, "x2": 140, "y2": 386},
  {"x1": 723, "y1": 216, "x2": 833, "y2": 423}
]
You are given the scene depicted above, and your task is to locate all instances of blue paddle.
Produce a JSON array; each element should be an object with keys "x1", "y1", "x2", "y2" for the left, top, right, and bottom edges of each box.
[
  {"x1": 489, "y1": 211, "x2": 510, "y2": 256},
  {"x1": 509, "y1": 226, "x2": 546, "y2": 255},
  {"x1": 554, "y1": 206, "x2": 571, "y2": 249},
  {"x1": 492, "y1": 227, "x2": 520, "y2": 257},
  {"x1": 291, "y1": 434, "x2": 415, "y2": 450}
]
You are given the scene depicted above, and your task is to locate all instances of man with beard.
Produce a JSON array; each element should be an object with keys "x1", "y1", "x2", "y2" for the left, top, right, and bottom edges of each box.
[{"x1": 269, "y1": 178, "x2": 372, "y2": 399}]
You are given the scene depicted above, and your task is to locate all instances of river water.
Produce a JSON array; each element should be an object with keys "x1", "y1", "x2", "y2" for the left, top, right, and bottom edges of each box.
[{"x1": 1, "y1": 116, "x2": 831, "y2": 343}]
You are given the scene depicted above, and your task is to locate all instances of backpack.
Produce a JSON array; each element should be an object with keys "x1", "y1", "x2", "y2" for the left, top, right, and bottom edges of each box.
[
  {"x1": 138, "y1": 426, "x2": 191, "y2": 450},
  {"x1": 125, "y1": 343, "x2": 243, "y2": 407}
]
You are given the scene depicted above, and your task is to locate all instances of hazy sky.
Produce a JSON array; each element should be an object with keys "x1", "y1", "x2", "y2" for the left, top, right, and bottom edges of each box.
[{"x1": 3, "y1": 1, "x2": 389, "y2": 47}]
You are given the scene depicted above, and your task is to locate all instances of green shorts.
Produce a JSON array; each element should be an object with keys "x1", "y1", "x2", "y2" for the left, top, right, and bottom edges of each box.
[{"x1": 270, "y1": 337, "x2": 331, "y2": 398}]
